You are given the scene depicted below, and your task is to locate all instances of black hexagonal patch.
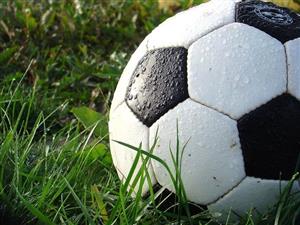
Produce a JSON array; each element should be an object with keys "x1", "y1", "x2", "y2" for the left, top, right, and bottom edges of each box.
[
  {"x1": 238, "y1": 94, "x2": 300, "y2": 180},
  {"x1": 144, "y1": 184, "x2": 207, "y2": 215},
  {"x1": 236, "y1": 0, "x2": 300, "y2": 43},
  {"x1": 126, "y1": 47, "x2": 189, "y2": 127}
]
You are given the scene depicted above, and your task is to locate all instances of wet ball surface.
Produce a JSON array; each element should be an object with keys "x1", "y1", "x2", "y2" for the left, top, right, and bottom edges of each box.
[{"x1": 126, "y1": 47, "x2": 189, "y2": 127}]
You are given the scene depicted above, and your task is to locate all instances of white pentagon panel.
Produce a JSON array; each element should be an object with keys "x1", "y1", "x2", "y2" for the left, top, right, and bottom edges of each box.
[
  {"x1": 208, "y1": 177, "x2": 300, "y2": 221},
  {"x1": 285, "y1": 38, "x2": 300, "y2": 100},
  {"x1": 147, "y1": 0, "x2": 236, "y2": 50},
  {"x1": 188, "y1": 23, "x2": 287, "y2": 119},
  {"x1": 110, "y1": 37, "x2": 148, "y2": 114},
  {"x1": 109, "y1": 103, "x2": 156, "y2": 195},
  {"x1": 149, "y1": 99, "x2": 245, "y2": 205}
]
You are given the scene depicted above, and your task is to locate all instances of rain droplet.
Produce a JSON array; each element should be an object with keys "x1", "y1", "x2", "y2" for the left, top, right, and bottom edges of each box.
[
  {"x1": 243, "y1": 77, "x2": 250, "y2": 84},
  {"x1": 234, "y1": 75, "x2": 240, "y2": 81}
]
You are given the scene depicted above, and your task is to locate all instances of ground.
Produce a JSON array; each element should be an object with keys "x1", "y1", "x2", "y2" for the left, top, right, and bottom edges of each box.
[{"x1": 0, "y1": 0, "x2": 299, "y2": 224}]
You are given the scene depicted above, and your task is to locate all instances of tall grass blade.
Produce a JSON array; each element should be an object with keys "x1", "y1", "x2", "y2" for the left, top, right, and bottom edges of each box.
[{"x1": 64, "y1": 178, "x2": 96, "y2": 225}]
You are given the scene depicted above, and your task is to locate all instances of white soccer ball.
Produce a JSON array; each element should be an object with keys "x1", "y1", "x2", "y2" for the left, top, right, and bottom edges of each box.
[{"x1": 109, "y1": 0, "x2": 300, "y2": 220}]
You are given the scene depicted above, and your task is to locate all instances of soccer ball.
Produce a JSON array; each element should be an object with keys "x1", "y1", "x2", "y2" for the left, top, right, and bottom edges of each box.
[{"x1": 109, "y1": 0, "x2": 300, "y2": 220}]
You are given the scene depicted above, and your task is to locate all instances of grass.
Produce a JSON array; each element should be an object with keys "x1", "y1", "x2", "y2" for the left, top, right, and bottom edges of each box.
[{"x1": 0, "y1": 0, "x2": 300, "y2": 224}]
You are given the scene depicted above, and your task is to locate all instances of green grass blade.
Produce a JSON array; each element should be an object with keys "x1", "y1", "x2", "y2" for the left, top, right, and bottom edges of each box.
[
  {"x1": 63, "y1": 178, "x2": 96, "y2": 225},
  {"x1": 91, "y1": 184, "x2": 109, "y2": 224}
]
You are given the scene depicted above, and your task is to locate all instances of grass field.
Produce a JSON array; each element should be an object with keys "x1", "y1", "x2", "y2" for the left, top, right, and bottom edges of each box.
[{"x1": 0, "y1": 0, "x2": 300, "y2": 224}]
